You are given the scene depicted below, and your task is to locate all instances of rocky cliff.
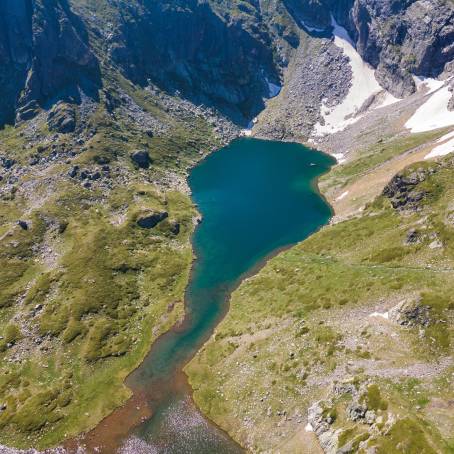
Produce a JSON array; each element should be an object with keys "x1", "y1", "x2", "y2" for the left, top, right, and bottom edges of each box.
[
  {"x1": 0, "y1": 0, "x2": 100, "y2": 126},
  {"x1": 347, "y1": 0, "x2": 454, "y2": 97},
  {"x1": 1, "y1": 0, "x2": 452, "y2": 130}
]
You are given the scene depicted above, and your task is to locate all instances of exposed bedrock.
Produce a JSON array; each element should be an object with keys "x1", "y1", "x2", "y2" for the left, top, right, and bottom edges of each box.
[
  {"x1": 0, "y1": 0, "x2": 453, "y2": 131},
  {"x1": 346, "y1": 0, "x2": 454, "y2": 97},
  {"x1": 0, "y1": 0, "x2": 101, "y2": 126}
]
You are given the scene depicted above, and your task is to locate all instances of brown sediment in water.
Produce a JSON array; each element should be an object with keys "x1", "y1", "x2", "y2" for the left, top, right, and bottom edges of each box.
[
  {"x1": 64, "y1": 368, "x2": 238, "y2": 453},
  {"x1": 63, "y1": 390, "x2": 151, "y2": 453},
  {"x1": 66, "y1": 232, "x2": 329, "y2": 453}
]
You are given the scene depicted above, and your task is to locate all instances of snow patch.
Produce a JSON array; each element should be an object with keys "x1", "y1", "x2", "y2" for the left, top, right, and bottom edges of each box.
[
  {"x1": 405, "y1": 81, "x2": 454, "y2": 133},
  {"x1": 333, "y1": 152, "x2": 346, "y2": 164},
  {"x1": 242, "y1": 117, "x2": 259, "y2": 136},
  {"x1": 313, "y1": 17, "x2": 398, "y2": 136},
  {"x1": 413, "y1": 76, "x2": 445, "y2": 95},
  {"x1": 336, "y1": 191, "x2": 349, "y2": 201},
  {"x1": 425, "y1": 137, "x2": 454, "y2": 160},
  {"x1": 241, "y1": 129, "x2": 252, "y2": 137},
  {"x1": 369, "y1": 311, "x2": 389, "y2": 320},
  {"x1": 436, "y1": 130, "x2": 454, "y2": 143},
  {"x1": 380, "y1": 92, "x2": 401, "y2": 107},
  {"x1": 305, "y1": 423, "x2": 314, "y2": 432}
]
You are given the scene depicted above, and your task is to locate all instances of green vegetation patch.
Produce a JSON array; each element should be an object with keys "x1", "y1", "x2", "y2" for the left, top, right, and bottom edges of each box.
[{"x1": 187, "y1": 155, "x2": 454, "y2": 452}]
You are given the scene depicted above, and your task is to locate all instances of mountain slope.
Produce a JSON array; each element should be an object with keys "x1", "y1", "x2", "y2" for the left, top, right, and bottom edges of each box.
[
  {"x1": 187, "y1": 152, "x2": 454, "y2": 453},
  {"x1": 0, "y1": 0, "x2": 453, "y2": 451}
]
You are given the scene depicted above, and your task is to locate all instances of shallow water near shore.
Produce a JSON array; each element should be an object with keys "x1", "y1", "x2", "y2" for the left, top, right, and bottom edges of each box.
[{"x1": 79, "y1": 138, "x2": 334, "y2": 453}]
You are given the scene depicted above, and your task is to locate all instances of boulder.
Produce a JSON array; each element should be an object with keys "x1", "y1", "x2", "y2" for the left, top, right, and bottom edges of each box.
[
  {"x1": 47, "y1": 102, "x2": 76, "y2": 134},
  {"x1": 382, "y1": 169, "x2": 433, "y2": 211},
  {"x1": 168, "y1": 220, "x2": 181, "y2": 235},
  {"x1": 1, "y1": 157, "x2": 16, "y2": 169},
  {"x1": 68, "y1": 165, "x2": 79, "y2": 178},
  {"x1": 18, "y1": 220, "x2": 28, "y2": 230},
  {"x1": 404, "y1": 228, "x2": 420, "y2": 245},
  {"x1": 346, "y1": 402, "x2": 367, "y2": 421},
  {"x1": 136, "y1": 211, "x2": 168, "y2": 229},
  {"x1": 365, "y1": 410, "x2": 376, "y2": 425},
  {"x1": 389, "y1": 298, "x2": 430, "y2": 328},
  {"x1": 131, "y1": 150, "x2": 151, "y2": 169}
]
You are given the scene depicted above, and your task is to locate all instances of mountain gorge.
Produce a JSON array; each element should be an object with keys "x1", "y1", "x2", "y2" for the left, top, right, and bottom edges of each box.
[{"x1": 0, "y1": 0, "x2": 453, "y2": 452}]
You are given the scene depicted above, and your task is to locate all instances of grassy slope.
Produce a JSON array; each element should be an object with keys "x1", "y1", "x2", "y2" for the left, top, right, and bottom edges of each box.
[
  {"x1": 0, "y1": 0, "x2": 228, "y2": 447},
  {"x1": 0, "y1": 71, "x2": 222, "y2": 448},
  {"x1": 186, "y1": 153, "x2": 454, "y2": 452}
]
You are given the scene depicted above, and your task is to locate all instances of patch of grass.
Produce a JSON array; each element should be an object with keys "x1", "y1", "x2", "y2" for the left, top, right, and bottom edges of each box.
[
  {"x1": 0, "y1": 324, "x2": 22, "y2": 352},
  {"x1": 363, "y1": 384, "x2": 388, "y2": 411},
  {"x1": 373, "y1": 417, "x2": 437, "y2": 454},
  {"x1": 0, "y1": 155, "x2": 198, "y2": 448}
]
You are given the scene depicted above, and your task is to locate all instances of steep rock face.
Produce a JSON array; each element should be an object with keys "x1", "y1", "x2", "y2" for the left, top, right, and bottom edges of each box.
[
  {"x1": 0, "y1": 0, "x2": 33, "y2": 125},
  {"x1": 0, "y1": 0, "x2": 100, "y2": 126},
  {"x1": 276, "y1": 0, "x2": 454, "y2": 98},
  {"x1": 347, "y1": 0, "x2": 454, "y2": 97},
  {"x1": 102, "y1": 0, "x2": 282, "y2": 123},
  {"x1": 0, "y1": 0, "x2": 453, "y2": 128}
]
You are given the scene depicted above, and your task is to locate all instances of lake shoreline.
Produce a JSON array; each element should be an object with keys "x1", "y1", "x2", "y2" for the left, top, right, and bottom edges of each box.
[{"x1": 68, "y1": 138, "x2": 335, "y2": 453}]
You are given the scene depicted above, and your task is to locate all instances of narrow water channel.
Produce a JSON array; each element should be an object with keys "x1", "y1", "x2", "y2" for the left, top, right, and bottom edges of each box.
[{"x1": 78, "y1": 138, "x2": 334, "y2": 453}]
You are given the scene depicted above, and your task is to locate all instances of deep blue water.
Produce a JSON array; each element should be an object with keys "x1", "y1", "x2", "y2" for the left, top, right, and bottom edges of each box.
[{"x1": 125, "y1": 138, "x2": 334, "y2": 452}]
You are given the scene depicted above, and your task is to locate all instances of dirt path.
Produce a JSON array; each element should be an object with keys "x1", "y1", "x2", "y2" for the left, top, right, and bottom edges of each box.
[{"x1": 330, "y1": 142, "x2": 439, "y2": 221}]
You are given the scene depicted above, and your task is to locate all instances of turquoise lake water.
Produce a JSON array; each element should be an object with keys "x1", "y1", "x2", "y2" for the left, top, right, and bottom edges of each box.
[{"x1": 123, "y1": 138, "x2": 334, "y2": 452}]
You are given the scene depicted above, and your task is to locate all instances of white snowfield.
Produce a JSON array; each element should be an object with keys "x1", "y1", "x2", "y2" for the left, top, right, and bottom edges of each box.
[
  {"x1": 313, "y1": 17, "x2": 397, "y2": 136},
  {"x1": 336, "y1": 190, "x2": 349, "y2": 201},
  {"x1": 406, "y1": 78, "x2": 454, "y2": 133},
  {"x1": 425, "y1": 135, "x2": 454, "y2": 160},
  {"x1": 333, "y1": 152, "x2": 346, "y2": 164}
]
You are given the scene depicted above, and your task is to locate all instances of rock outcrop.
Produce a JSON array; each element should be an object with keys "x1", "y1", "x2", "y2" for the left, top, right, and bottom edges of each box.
[
  {"x1": 0, "y1": 0, "x2": 100, "y2": 126},
  {"x1": 346, "y1": 0, "x2": 454, "y2": 97},
  {"x1": 47, "y1": 102, "x2": 76, "y2": 133},
  {"x1": 136, "y1": 211, "x2": 169, "y2": 229},
  {"x1": 0, "y1": 0, "x2": 453, "y2": 129},
  {"x1": 131, "y1": 150, "x2": 152, "y2": 170},
  {"x1": 389, "y1": 298, "x2": 431, "y2": 327},
  {"x1": 382, "y1": 167, "x2": 437, "y2": 211}
]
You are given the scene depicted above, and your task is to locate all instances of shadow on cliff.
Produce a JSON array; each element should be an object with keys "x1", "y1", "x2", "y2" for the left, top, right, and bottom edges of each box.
[
  {"x1": 0, "y1": 0, "x2": 101, "y2": 128},
  {"x1": 108, "y1": 0, "x2": 280, "y2": 126}
]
